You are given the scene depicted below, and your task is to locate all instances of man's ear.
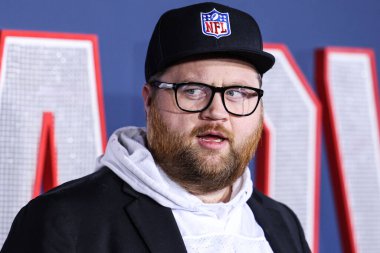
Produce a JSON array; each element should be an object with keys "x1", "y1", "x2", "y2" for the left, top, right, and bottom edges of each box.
[{"x1": 142, "y1": 84, "x2": 153, "y2": 113}]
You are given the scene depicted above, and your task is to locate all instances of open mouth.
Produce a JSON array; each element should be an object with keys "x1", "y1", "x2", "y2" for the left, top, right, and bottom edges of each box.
[{"x1": 197, "y1": 131, "x2": 228, "y2": 143}]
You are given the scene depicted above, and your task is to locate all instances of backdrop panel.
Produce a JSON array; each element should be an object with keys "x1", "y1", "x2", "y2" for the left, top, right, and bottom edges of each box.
[
  {"x1": 316, "y1": 48, "x2": 380, "y2": 253},
  {"x1": 256, "y1": 44, "x2": 321, "y2": 253},
  {"x1": 0, "y1": 30, "x2": 106, "y2": 247}
]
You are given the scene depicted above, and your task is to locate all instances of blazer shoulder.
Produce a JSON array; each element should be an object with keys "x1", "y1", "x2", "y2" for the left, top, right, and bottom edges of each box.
[
  {"x1": 15, "y1": 167, "x2": 127, "y2": 224},
  {"x1": 34, "y1": 167, "x2": 123, "y2": 202},
  {"x1": 250, "y1": 189, "x2": 303, "y2": 227},
  {"x1": 1, "y1": 168, "x2": 142, "y2": 252},
  {"x1": 249, "y1": 189, "x2": 311, "y2": 253}
]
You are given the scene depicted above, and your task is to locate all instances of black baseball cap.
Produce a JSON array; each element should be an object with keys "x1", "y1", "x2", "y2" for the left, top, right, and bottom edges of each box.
[{"x1": 145, "y1": 2, "x2": 275, "y2": 81}]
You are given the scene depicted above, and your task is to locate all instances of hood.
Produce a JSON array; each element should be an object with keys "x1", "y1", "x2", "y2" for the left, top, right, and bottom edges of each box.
[{"x1": 96, "y1": 126, "x2": 253, "y2": 217}]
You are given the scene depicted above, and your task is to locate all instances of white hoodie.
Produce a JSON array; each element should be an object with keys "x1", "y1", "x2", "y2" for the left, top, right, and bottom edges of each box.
[{"x1": 97, "y1": 127, "x2": 273, "y2": 253}]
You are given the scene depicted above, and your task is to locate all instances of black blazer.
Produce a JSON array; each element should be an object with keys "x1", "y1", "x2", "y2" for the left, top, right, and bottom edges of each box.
[{"x1": 1, "y1": 167, "x2": 310, "y2": 253}]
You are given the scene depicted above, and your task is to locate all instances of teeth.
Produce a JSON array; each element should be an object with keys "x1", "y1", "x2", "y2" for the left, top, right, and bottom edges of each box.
[{"x1": 201, "y1": 137, "x2": 223, "y2": 143}]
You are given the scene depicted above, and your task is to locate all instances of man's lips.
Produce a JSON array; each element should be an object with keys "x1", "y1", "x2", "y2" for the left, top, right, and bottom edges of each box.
[
  {"x1": 196, "y1": 131, "x2": 229, "y2": 147},
  {"x1": 197, "y1": 131, "x2": 227, "y2": 140}
]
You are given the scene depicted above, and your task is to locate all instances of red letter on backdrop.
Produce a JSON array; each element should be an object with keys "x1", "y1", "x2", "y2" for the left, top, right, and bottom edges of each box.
[
  {"x1": 33, "y1": 112, "x2": 58, "y2": 198},
  {"x1": 316, "y1": 47, "x2": 380, "y2": 253},
  {"x1": 0, "y1": 30, "x2": 107, "y2": 247}
]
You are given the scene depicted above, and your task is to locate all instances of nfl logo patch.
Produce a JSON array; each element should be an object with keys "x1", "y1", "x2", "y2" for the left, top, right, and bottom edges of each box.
[{"x1": 201, "y1": 9, "x2": 231, "y2": 39}]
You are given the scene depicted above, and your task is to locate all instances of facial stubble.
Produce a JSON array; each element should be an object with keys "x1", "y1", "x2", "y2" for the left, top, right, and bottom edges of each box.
[{"x1": 147, "y1": 104, "x2": 263, "y2": 195}]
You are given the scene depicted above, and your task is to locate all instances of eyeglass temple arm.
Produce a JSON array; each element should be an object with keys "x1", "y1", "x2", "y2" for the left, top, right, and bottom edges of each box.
[{"x1": 156, "y1": 82, "x2": 173, "y2": 89}]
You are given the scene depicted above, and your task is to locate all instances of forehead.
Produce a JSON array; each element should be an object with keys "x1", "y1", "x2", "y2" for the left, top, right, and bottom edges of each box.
[{"x1": 160, "y1": 58, "x2": 261, "y2": 86}]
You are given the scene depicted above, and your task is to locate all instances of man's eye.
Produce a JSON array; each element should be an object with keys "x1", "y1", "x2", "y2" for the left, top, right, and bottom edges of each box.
[
  {"x1": 184, "y1": 88, "x2": 203, "y2": 95},
  {"x1": 226, "y1": 88, "x2": 257, "y2": 99},
  {"x1": 180, "y1": 85, "x2": 208, "y2": 98},
  {"x1": 226, "y1": 89, "x2": 245, "y2": 98}
]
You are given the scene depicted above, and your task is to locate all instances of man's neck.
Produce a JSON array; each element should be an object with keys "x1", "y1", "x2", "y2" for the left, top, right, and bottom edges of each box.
[{"x1": 195, "y1": 185, "x2": 232, "y2": 204}]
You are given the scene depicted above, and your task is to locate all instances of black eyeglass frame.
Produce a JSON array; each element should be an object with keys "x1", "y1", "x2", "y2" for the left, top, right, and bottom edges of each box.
[{"x1": 149, "y1": 81, "x2": 264, "y2": 116}]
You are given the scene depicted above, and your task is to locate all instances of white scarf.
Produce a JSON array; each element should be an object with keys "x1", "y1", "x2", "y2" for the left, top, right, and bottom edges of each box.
[{"x1": 96, "y1": 126, "x2": 273, "y2": 253}]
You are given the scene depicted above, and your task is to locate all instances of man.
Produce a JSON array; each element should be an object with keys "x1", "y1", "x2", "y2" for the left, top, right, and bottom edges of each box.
[{"x1": 1, "y1": 2, "x2": 310, "y2": 253}]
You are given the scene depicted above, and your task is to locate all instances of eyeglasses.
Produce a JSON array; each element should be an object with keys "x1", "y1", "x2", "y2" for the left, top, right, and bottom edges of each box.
[{"x1": 149, "y1": 81, "x2": 263, "y2": 116}]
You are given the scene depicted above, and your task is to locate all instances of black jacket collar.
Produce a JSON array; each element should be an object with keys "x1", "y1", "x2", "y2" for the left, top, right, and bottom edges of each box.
[{"x1": 123, "y1": 183, "x2": 187, "y2": 253}]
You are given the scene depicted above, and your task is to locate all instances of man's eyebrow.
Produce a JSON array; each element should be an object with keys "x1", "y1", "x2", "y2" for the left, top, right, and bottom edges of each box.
[
  {"x1": 229, "y1": 80, "x2": 258, "y2": 86},
  {"x1": 176, "y1": 74, "x2": 261, "y2": 87},
  {"x1": 178, "y1": 81, "x2": 261, "y2": 89},
  {"x1": 223, "y1": 78, "x2": 262, "y2": 87}
]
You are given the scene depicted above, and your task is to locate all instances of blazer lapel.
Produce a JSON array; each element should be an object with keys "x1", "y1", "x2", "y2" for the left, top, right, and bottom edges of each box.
[
  {"x1": 123, "y1": 184, "x2": 187, "y2": 253},
  {"x1": 247, "y1": 192, "x2": 299, "y2": 253}
]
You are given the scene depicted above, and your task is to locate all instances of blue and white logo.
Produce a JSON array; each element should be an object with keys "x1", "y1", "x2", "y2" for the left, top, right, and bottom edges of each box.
[{"x1": 201, "y1": 9, "x2": 231, "y2": 39}]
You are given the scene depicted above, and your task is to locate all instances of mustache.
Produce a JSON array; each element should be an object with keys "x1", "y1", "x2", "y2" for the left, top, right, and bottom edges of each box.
[{"x1": 190, "y1": 124, "x2": 234, "y2": 141}]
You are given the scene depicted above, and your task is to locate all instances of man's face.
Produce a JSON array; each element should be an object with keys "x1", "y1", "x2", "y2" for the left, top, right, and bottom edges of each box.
[{"x1": 143, "y1": 58, "x2": 263, "y2": 195}]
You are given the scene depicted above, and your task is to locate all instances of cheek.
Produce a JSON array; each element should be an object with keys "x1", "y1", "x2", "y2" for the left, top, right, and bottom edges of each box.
[
  {"x1": 163, "y1": 113, "x2": 197, "y2": 134},
  {"x1": 232, "y1": 113, "x2": 262, "y2": 142},
  {"x1": 153, "y1": 90, "x2": 179, "y2": 112},
  {"x1": 154, "y1": 90, "x2": 183, "y2": 115}
]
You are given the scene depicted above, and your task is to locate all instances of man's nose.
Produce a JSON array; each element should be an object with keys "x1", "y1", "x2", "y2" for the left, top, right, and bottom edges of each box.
[{"x1": 199, "y1": 93, "x2": 228, "y2": 121}]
